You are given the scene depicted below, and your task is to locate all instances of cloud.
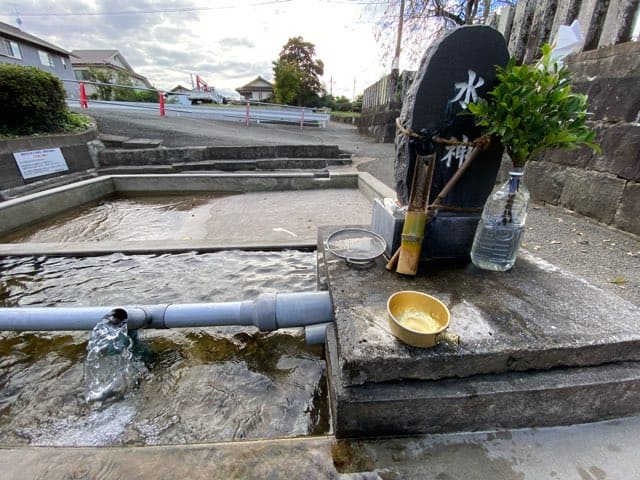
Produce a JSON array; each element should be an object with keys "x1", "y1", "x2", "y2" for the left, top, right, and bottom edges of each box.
[
  {"x1": 218, "y1": 37, "x2": 254, "y2": 49},
  {"x1": 2, "y1": 0, "x2": 384, "y2": 98}
]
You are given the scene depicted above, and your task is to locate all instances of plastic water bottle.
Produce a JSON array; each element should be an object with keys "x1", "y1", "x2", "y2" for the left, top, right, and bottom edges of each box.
[{"x1": 471, "y1": 169, "x2": 530, "y2": 271}]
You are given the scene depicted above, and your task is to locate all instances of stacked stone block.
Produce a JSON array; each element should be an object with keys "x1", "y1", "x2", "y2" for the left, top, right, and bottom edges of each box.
[{"x1": 524, "y1": 41, "x2": 640, "y2": 236}]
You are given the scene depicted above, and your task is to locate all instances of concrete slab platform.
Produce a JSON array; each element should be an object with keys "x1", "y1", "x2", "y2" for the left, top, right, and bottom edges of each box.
[
  {"x1": 320, "y1": 227, "x2": 640, "y2": 386},
  {"x1": 327, "y1": 324, "x2": 640, "y2": 437},
  {"x1": 321, "y1": 226, "x2": 640, "y2": 437}
]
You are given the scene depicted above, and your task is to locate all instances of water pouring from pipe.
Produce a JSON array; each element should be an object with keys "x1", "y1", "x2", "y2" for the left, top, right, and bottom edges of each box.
[{"x1": 84, "y1": 308, "x2": 139, "y2": 402}]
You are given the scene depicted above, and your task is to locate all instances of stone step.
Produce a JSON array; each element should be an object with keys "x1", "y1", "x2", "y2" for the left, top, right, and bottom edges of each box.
[
  {"x1": 98, "y1": 134, "x2": 163, "y2": 149},
  {"x1": 121, "y1": 138, "x2": 163, "y2": 149},
  {"x1": 97, "y1": 145, "x2": 345, "y2": 167},
  {"x1": 173, "y1": 158, "x2": 351, "y2": 172},
  {"x1": 321, "y1": 225, "x2": 640, "y2": 386},
  {"x1": 326, "y1": 324, "x2": 640, "y2": 438}
]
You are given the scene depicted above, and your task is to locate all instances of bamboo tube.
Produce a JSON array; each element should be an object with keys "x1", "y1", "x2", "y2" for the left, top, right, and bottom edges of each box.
[
  {"x1": 395, "y1": 154, "x2": 436, "y2": 275},
  {"x1": 395, "y1": 210, "x2": 427, "y2": 275}
]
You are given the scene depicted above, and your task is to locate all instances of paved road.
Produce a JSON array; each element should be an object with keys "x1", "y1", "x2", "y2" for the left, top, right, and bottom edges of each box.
[{"x1": 86, "y1": 108, "x2": 639, "y2": 306}]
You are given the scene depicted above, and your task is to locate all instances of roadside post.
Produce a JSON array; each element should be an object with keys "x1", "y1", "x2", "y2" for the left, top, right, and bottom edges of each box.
[
  {"x1": 159, "y1": 91, "x2": 166, "y2": 117},
  {"x1": 79, "y1": 83, "x2": 88, "y2": 109}
]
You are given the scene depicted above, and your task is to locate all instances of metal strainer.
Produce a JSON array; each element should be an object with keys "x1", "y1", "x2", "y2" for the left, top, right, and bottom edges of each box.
[{"x1": 325, "y1": 228, "x2": 387, "y2": 266}]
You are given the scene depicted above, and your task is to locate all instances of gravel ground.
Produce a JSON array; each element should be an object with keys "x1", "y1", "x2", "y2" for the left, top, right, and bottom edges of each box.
[{"x1": 86, "y1": 108, "x2": 640, "y2": 305}]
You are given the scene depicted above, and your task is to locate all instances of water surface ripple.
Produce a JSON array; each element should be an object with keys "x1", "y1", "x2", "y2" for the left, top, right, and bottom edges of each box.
[{"x1": 0, "y1": 250, "x2": 329, "y2": 446}]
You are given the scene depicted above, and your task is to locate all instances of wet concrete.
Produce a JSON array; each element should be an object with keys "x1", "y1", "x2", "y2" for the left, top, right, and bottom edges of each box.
[
  {"x1": 1, "y1": 190, "x2": 372, "y2": 245},
  {"x1": 2, "y1": 416, "x2": 640, "y2": 479}
]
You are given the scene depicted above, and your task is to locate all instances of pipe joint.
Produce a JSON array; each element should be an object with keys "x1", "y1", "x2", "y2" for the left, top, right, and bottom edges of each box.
[{"x1": 253, "y1": 293, "x2": 278, "y2": 331}]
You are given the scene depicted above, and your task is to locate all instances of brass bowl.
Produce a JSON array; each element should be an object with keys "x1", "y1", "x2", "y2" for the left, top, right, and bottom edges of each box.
[{"x1": 387, "y1": 291, "x2": 459, "y2": 348}]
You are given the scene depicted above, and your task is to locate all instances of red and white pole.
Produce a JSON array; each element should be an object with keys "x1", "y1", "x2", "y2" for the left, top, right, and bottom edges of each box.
[
  {"x1": 245, "y1": 101, "x2": 250, "y2": 127},
  {"x1": 159, "y1": 91, "x2": 166, "y2": 117},
  {"x1": 79, "y1": 83, "x2": 88, "y2": 109}
]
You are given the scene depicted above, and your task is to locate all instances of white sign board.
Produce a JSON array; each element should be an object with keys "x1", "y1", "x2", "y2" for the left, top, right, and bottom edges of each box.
[{"x1": 13, "y1": 148, "x2": 69, "y2": 179}]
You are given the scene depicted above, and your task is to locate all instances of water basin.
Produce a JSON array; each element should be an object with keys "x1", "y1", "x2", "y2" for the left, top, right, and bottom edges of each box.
[{"x1": 0, "y1": 250, "x2": 329, "y2": 446}]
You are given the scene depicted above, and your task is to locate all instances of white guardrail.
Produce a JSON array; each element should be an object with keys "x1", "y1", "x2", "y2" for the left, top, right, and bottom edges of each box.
[{"x1": 63, "y1": 80, "x2": 330, "y2": 128}]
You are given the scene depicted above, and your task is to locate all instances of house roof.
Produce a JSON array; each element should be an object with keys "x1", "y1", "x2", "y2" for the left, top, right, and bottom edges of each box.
[
  {"x1": 170, "y1": 84, "x2": 190, "y2": 92},
  {"x1": 236, "y1": 76, "x2": 274, "y2": 93},
  {"x1": 0, "y1": 21, "x2": 71, "y2": 56},
  {"x1": 70, "y1": 49, "x2": 134, "y2": 71},
  {"x1": 70, "y1": 49, "x2": 152, "y2": 87}
]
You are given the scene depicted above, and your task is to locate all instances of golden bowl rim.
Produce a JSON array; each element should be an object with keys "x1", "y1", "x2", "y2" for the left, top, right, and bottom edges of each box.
[{"x1": 386, "y1": 290, "x2": 450, "y2": 335}]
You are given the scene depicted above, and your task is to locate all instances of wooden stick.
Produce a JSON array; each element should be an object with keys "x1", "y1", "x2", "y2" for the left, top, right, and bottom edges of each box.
[
  {"x1": 429, "y1": 142, "x2": 487, "y2": 210},
  {"x1": 385, "y1": 247, "x2": 401, "y2": 270},
  {"x1": 388, "y1": 137, "x2": 491, "y2": 274}
]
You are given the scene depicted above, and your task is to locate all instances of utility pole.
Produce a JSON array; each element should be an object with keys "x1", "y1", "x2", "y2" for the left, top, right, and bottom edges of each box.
[
  {"x1": 390, "y1": 0, "x2": 405, "y2": 106},
  {"x1": 392, "y1": 0, "x2": 405, "y2": 71}
]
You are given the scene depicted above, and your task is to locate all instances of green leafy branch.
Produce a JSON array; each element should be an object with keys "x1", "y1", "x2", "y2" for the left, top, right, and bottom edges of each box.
[{"x1": 467, "y1": 44, "x2": 600, "y2": 167}]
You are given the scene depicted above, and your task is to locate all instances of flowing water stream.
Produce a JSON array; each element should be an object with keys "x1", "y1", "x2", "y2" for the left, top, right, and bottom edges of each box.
[{"x1": 0, "y1": 250, "x2": 329, "y2": 446}]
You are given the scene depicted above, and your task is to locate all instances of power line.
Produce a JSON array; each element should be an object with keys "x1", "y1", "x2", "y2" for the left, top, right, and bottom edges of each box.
[{"x1": 1, "y1": 0, "x2": 294, "y2": 18}]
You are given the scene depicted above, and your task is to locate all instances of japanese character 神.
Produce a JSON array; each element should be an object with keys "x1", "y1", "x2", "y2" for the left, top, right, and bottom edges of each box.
[{"x1": 440, "y1": 135, "x2": 473, "y2": 169}]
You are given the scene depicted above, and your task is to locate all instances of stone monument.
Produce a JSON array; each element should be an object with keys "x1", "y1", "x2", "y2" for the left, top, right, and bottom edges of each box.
[{"x1": 394, "y1": 25, "x2": 510, "y2": 260}]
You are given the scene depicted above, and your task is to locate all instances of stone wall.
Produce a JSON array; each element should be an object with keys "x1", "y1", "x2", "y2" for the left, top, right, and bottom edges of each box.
[
  {"x1": 357, "y1": 102, "x2": 401, "y2": 143},
  {"x1": 360, "y1": 0, "x2": 639, "y2": 144},
  {"x1": 358, "y1": 71, "x2": 415, "y2": 143},
  {"x1": 0, "y1": 128, "x2": 98, "y2": 199},
  {"x1": 524, "y1": 41, "x2": 640, "y2": 235}
]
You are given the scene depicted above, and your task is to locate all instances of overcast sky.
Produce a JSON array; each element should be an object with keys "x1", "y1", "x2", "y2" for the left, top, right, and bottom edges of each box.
[{"x1": 0, "y1": 0, "x2": 392, "y2": 99}]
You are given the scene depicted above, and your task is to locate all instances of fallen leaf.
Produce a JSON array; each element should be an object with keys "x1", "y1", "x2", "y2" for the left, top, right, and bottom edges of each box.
[
  {"x1": 550, "y1": 240, "x2": 561, "y2": 245},
  {"x1": 609, "y1": 277, "x2": 627, "y2": 284}
]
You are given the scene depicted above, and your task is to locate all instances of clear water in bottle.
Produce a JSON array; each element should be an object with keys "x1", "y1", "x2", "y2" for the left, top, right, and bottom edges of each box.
[{"x1": 471, "y1": 170, "x2": 529, "y2": 271}]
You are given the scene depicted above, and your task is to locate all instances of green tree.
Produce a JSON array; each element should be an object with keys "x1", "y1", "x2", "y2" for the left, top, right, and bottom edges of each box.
[
  {"x1": 272, "y1": 36, "x2": 324, "y2": 106},
  {"x1": 88, "y1": 67, "x2": 113, "y2": 100},
  {"x1": 113, "y1": 71, "x2": 136, "y2": 101},
  {"x1": 273, "y1": 60, "x2": 302, "y2": 105}
]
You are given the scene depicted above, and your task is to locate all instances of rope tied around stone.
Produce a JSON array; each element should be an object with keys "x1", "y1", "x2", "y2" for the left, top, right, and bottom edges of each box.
[{"x1": 395, "y1": 117, "x2": 491, "y2": 151}]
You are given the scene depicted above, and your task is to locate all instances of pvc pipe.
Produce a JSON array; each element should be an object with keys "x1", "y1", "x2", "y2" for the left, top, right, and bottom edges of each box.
[
  {"x1": 161, "y1": 301, "x2": 254, "y2": 328},
  {"x1": 273, "y1": 292, "x2": 334, "y2": 329},
  {"x1": 0, "y1": 306, "x2": 149, "y2": 331},
  {"x1": 305, "y1": 322, "x2": 331, "y2": 345},
  {"x1": 0, "y1": 292, "x2": 333, "y2": 333}
]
